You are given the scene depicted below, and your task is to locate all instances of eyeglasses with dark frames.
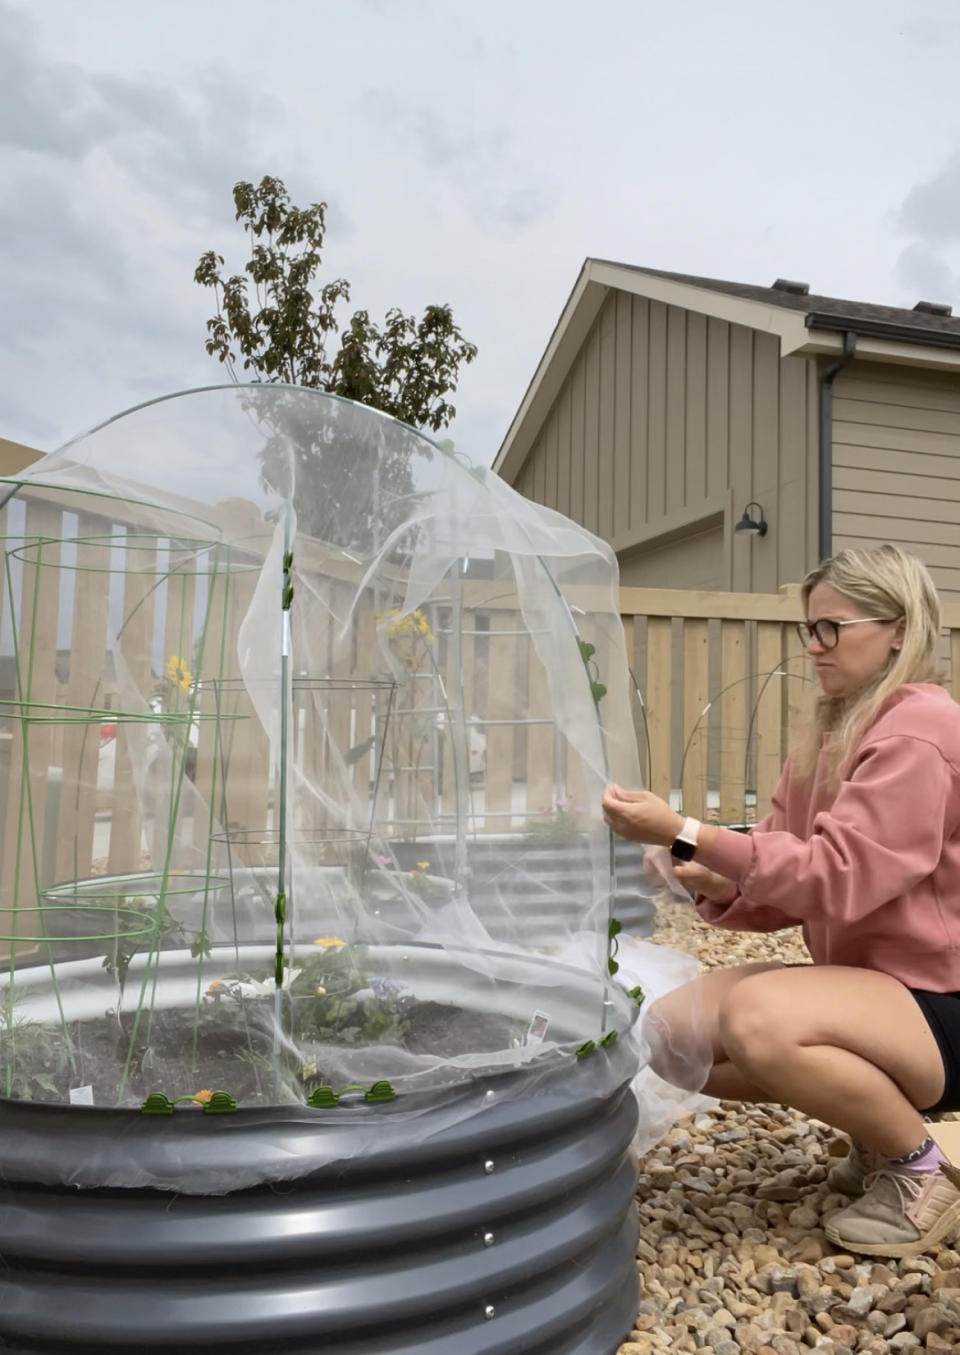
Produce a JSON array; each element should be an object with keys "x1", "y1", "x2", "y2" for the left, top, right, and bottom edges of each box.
[{"x1": 795, "y1": 617, "x2": 896, "y2": 651}]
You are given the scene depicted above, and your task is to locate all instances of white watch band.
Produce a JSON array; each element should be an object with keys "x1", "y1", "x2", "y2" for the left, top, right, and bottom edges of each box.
[{"x1": 678, "y1": 816, "x2": 701, "y2": 847}]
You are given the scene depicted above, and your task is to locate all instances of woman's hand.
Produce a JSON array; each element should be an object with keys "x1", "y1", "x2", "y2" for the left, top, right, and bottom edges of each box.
[
  {"x1": 671, "y1": 860, "x2": 736, "y2": 903},
  {"x1": 602, "y1": 784, "x2": 683, "y2": 847}
]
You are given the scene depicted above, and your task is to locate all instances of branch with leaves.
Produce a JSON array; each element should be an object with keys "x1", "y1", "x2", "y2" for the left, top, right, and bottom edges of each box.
[{"x1": 194, "y1": 176, "x2": 477, "y2": 429}]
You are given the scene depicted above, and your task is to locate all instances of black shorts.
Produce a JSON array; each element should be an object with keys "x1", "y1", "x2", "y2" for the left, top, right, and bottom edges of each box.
[
  {"x1": 911, "y1": 988, "x2": 960, "y2": 1115},
  {"x1": 782, "y1": 965, "x2": 960, "y2": 1116}
]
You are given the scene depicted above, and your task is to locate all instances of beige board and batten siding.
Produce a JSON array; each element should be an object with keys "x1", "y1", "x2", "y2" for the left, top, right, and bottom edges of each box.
[
  {"x1": 513, "y1": 288, "x2": 820, "y2": 593},
  {"x1": 832, "y1": 362, "x2": 960, "y2": 602},
  {"x1": 0, "y1": 437, "x2": 43, "y2": 478}
]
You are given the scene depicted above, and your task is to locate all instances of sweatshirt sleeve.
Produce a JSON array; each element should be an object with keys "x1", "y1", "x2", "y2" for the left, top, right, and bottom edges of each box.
[
  {"x1": 694, "y1": 770, "x2": 805, "y2": 933},
  {"x1": 695, "y1": 735, "x2": 954, "y2": 925}
]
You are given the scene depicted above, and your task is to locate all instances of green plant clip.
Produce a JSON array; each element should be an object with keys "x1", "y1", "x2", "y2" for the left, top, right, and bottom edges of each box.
[
  {"x1": 282, "y1": 550, "x2": 295, "y2": 610},
  {"x1": 607, "y1": 916, "x2": 622, "y2": 976},
  {"x1": 140, "y1": 1091, "x2": 175, "y2": 1115},
  {"x1": 203, "y1": 1090, "x2": 238, "y2": 1114},
  {"x1": 307, "y1": 1079, "x2": 398, "y2": 1108},
  {"x1": 576, "y1": 1040, "x2": 597, "y2": 1059},
  {"x1": 307, "y1": 1085, "x2": 340, "y2": 1108},
  {"x1": 275, "y1": 891, "x2": 287, "y2": 985},
  {"x1": 576, "y1": 633, "x2": 605, "y2": 706},
  {"x1": 599, "y1": 1029, "x2": 618, "y2": 1048},
  {"x1": 626, "y1": 984, "x2": 646, "y2": 1007}
]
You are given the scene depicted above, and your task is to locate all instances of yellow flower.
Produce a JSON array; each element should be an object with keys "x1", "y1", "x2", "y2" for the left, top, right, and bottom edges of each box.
[
  {"x1": 380, "y1": 607, "x2": 434, "y2": 644},
  {"x1": 315, "y1": 985, "x2": 327, "y2": 996},
  {"x1": 166, "y1": 654, "x2": 193, "y2": 692},
  {"x1": 414, "y1": 861, "x2": 430, "y2": 871},
  {"x1": 313, "y1": 936, "x2": 347, "y2": 949}
]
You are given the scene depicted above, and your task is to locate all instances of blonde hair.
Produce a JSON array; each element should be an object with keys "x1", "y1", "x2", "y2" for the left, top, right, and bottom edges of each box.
[{"x1": 792, "y1": 544, "x2": 941, "y2": 784}]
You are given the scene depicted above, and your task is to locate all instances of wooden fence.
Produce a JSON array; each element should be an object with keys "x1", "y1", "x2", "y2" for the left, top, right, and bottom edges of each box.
[
  {"x1": 2, "y1": 482, "x2": 960, "y2": 917},
  {"x1": 621, "y1": 586, "x2": 960, "y2": 822}
]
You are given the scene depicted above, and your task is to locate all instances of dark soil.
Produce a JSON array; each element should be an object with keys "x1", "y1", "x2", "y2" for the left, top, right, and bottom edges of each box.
[{"x1": 14, "y1": 999, "x2": 525, "y2": 1109}]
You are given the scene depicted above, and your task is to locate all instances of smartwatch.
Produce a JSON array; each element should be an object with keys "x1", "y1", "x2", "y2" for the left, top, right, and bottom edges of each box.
[{"x1": 670, "y1": 816, "x2": 701, "y2": 862}]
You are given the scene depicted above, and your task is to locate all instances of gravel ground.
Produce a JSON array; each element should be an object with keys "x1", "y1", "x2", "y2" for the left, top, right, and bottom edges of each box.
[{"x1": 617, "y1": 902, "x2": 960, "y2": 1355}]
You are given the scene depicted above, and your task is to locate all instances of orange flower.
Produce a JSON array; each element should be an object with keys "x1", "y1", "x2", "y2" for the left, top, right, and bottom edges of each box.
[{"x1": 194, "y1": 1089, "x2": 213, "y2": 1103}]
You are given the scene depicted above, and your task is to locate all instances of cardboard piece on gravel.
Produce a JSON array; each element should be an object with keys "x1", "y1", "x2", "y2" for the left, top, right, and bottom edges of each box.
[{"x1": 929, "y1": 1119, "x2": 960, "y2": 1163}]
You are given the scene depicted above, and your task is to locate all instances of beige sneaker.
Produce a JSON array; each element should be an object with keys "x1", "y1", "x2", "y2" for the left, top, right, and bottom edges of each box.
[
  {"x1": 826, "y1": 1140, "x2": 881, "y2": 1196},
  {"x1": 824, "y1": 1163, "x2": 960, "y2": 1258}
]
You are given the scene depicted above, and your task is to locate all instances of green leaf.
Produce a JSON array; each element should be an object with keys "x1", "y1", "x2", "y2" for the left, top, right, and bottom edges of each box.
[
  {"x1": 577, "y1": 639, "x2": 596, "y2": 662},
  {"x1": 189, "y1": 932, "x2": 212, "y2": 960},
  {"x1": 590, "y1": 681, "x2": 607, "y2": 704},
  {"x1": 607, "y1": 956, "x2": 620, "y2": 976}
]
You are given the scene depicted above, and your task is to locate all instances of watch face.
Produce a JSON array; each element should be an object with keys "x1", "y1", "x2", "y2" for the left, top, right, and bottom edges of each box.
[{"x1": 670, "y1": 838, "x2": 696, "y2": 862}]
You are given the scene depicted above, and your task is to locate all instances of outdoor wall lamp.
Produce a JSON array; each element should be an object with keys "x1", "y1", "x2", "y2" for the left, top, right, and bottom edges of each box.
[{"x1": 734, "y1": 501, "x2": 768, "y2": 537}]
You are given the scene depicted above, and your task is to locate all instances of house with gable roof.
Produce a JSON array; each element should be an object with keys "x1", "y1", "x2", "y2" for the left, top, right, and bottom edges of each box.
[{"x1": 494, "y1": 262, "x2": 960, "y2": 599}]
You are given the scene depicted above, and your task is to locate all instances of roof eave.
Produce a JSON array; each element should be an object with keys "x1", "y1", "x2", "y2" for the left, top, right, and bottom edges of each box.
[{"x1": 786, "y1": 325, "x2": 960, "y2": 371}]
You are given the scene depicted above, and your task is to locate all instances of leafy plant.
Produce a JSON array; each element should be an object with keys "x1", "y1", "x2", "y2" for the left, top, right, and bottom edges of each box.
[
  {"x1": 523, "y1": 799, "x2": 588, "y2": 842},
  {"x1": 204, "y1": 940, "x2": 411, "y2": 1092},
  {"x1": 102, "y1": 896, "x2": 210, "y2": 999},
  {"x1": 0, "y1": 1003, "x2": 71, "y2": 1102}
]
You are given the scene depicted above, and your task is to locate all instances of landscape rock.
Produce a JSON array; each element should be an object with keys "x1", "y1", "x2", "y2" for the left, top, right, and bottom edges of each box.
[{"x1": 617, "y1": 904, "x2": 960, "y2": 1355}]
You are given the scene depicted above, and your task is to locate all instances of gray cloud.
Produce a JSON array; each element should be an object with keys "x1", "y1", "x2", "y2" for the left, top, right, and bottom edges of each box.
[
  {"x1": 0, "y1": 5, "x2": 123, "y2": 158},
  {"x1": 0, "y1": 1, "x2": 281, "y2": 214},
  {"x1": 0, "y1": 1, "x2": 292, "y2": 447},
  {"x1": 896, "y1": 241, "x2": 958, "y2": 301},
  {"x1": 899, "y1": 150, "x2": 960, "y2": 244},
  {"x1": 895, "y1": 147, "x2": 960, "y2": 312},
  {"x1": 365, "y1": 90, "x2": 556, "y2": 234}
]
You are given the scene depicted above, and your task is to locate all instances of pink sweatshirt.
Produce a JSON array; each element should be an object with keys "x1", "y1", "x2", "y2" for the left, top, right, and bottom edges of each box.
[{"x1": 695, "y1": 683, "x2": 960, "y2": 991}]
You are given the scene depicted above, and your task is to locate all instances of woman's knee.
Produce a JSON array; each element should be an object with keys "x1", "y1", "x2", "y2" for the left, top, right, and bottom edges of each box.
[
  {"x1": 644, "y1": 988, "x2": 716, "y2": 1090},
  {"x1": 719, "y1": 976, "x2": 793, "y2": 1075}
]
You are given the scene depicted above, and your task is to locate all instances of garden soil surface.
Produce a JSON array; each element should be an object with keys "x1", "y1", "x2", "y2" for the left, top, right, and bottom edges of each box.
[{"x1": 58, "y1": 1000, "x2": 522, "y2": 1107}]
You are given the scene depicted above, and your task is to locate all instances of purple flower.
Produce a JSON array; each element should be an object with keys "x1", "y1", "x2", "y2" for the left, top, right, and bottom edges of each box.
[{"x1": 369, "y1": 975, "x2": 403, "y2": 999}]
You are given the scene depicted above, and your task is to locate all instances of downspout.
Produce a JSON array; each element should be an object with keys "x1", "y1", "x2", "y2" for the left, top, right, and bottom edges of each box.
[{"x1": 818, "y1": 330, "x2": 857, "y2": 560}]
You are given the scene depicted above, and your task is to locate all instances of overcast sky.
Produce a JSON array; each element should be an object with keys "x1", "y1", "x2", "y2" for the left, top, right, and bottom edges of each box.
[{"x1": 2, "y1": 0, "x2": 959, "y2": 465}]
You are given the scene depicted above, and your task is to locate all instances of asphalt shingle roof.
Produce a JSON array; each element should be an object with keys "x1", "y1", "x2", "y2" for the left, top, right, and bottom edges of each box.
[{"x1": 598, "y1": 262, "x2": 960, "y2": 344}]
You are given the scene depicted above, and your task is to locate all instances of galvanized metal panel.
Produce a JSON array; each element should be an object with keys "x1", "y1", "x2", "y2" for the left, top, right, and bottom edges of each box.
[{"x1": 0, "y1": 1055, "x2": 640, "y2": 1353}]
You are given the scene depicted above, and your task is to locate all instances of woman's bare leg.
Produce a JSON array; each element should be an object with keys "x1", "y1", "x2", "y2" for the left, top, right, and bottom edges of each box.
[
  {"x1": 645, "y1": 960, "x2": 784, "y2": 1100},
  {"x1": 718, "y1": 965, "x2": 944, "y2": 1156},
  {"x1": 647, "y1": 962, "x2": 946, "y2": 1156}
]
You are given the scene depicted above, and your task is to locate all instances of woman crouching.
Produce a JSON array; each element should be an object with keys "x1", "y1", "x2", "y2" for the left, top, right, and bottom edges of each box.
[{"x1": 603, "y1": 544, "x2": 960, "y2": 1258}]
